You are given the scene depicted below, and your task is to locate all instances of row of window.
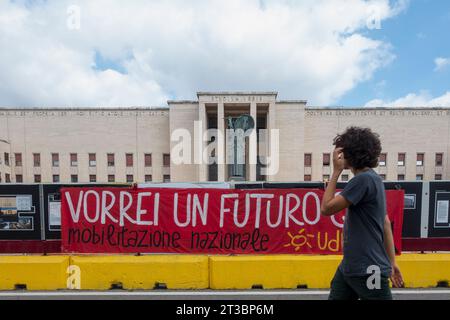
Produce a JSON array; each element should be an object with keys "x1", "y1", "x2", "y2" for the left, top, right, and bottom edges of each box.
[
  {"x1": 2, "y1": 153, "x2": 171, "y2": 168},
  {"x1": 304, "y1": 152, "x2": 444, "y2": 167},
  {"x1": 0, "y1": 173, "x2": 171, "y2": 183},
  {"x1": 312, "y1": 173, "x2": 443, "y2": 182}
]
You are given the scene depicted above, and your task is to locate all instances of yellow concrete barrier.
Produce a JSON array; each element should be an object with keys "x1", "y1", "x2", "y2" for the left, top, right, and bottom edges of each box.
[
  {"x1": 397, "y1": 254, "x2": 450, "y2": 288},
  {"x1": 0, "y1": 255, "x2": 70, "y2": 290},
  {"x1": 209, "y1": 254, "x2": 450, "y2": 289},
  {"x1": 209, "y1": 255, "x2": 341, "y2": 289},
  {"x1": 70, "y1": 255, "x2": 209, "y2": 290}
]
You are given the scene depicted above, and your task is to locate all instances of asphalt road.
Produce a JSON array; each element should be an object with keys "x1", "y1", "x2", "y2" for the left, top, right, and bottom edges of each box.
[{"x1": 0, "y1": 289, "x2": 449, "y2": 300}]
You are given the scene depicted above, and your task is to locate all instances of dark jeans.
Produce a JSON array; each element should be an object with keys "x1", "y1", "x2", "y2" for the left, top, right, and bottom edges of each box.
[{"x1": 328, "y1": 268, "x2": 393, "y2": 300}]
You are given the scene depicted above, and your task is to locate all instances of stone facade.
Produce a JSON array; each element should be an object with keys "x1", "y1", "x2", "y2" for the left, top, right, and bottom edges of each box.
[{"x1": 0, "y1": 92, "x2": 448, "y2": 183}]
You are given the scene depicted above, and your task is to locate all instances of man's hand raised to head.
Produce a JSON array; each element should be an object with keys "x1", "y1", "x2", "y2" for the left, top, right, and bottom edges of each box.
[{"x1": 333, "y1": 147, "x2": 345, "y2": 173}]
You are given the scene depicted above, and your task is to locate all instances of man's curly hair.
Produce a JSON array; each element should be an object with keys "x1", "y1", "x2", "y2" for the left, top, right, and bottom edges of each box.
[{"x1": 333, "y1": 127, "x2": 382, "y2": 170}]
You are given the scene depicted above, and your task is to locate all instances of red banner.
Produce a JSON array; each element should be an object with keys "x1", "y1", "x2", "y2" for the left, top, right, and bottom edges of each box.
[{"x1": 61, "y1": 188, "x2": 404, "y2": 254}]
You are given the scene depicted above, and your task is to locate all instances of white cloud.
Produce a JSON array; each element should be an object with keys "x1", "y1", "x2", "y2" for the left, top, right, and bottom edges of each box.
[
  {"x1": 365, "y1": 91, "x2": 450, "y2": 108},
  {"x1": 434, "y1": 57, "x2": 450, "y2": 72},
  {"x1": 0, "y1": 0, "x2": 408, "y2": 107}
]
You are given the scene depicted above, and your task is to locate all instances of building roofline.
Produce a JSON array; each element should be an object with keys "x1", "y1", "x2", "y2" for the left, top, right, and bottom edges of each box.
[
  {"x1": 306, "y1": 106, "x2": 450, "y2": 110},
  {"x1": 167, "y1": 100, "x2": 198, "y2": 104},
  {"x1": 0, "y1": 106, "x2": 169, "y2": 111},
  {"x1": 277, "y1": 100, "x2": 307, "y2": 104},
  {"x1": 197, "y1": 91, "x2": 278, "y2": 97}
]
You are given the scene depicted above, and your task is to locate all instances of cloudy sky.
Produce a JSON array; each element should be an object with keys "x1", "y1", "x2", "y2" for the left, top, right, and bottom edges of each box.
[{"x1": 0, "y1": 0, "x2": 449, "y2": 107}]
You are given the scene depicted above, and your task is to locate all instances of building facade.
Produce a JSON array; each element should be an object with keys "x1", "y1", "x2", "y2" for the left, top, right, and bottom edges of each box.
[{"x1": 0, "y1": 91, "x2": 449, "y2": 184}]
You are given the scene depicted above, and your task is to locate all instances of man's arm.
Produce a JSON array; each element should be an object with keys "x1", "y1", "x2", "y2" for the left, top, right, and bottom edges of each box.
[
  {"x1": 384, "y1": 215, "x2": 404, "y2": 288},
  {"x1": 321, "y1": 147, "x2": 351, "y2": 217}
]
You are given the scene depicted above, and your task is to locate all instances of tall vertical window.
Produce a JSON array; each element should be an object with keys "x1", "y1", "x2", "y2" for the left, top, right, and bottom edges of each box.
[
  {"x1": 323, "y1": 174, "x2": 330, "y2": 181},
  {"x1": 436, "y1": 153, "x2": 443, "y2": 167},
  {"x1": 163, "y1": 174, "x2": 171, "y2": 182},
  {"x1": 89, "y1": 153, "x2": 96, "y2": 167},
  {"x1": 34, "y1": 174, "x2": 41, "y2": 183},
  {"x1": 126, "y1": 174, "x2": 134, "y2": 183},
  {"x1": 4, "y1": 153, "x2": 9, "y2": 166},
  {"x1": 108, "y1": 175, "x2": 115, "y2": 183},
  {"x1": 70, "y1": 153, "x2": 78, "y2": 167},
  {"x1": 33, "y1": 153, "x2": 41, "y2": 167},
  {"x1": 107, "y1": 153, "x2": 115, "y2": 167},
  {"x1": 163, "y1": 154, "x2": 171, "y2": 167},
  {"x1": 145, "y1": 175, "x2": 153, "y2": 182},
  {"x1": 144, "y1": 153, "x2": 152, "y2": 167},
  {"x1": 16, "y1": 175, "x2": 23, "y2": 183},
  {"x1": 397, "y1": 174, "x2": 405, "y2": 181},
  {"x1": 416, "y1": 174, "x2": 423, "y2": 181},
  {"x1": 126, "y1": 153, "x2": 133, "y2": 167},
  {"x1": 435, "y1": 174, "x2": 442, "y2": 181},
  {"x1": 15, "y1": 153, "x2": 22, "y2": 167},
  {"x1": 89, "y1": 175, "x2": 97, "y2": 183},
  {"x1": 71, "y1": 175, "x2": 78, "y2": 183},
  {"x1": 304, "y1": 174, "x2": 312, "y2": 182},
  {"x1": 341, "y1": 174, "x2": 349, "y2": 182},
  {"x1": 416, "y1": 153, "x2": 424, "y2": 166},
  {"x1": 398, "y1": 153, "x2": 405, "y2": 166},
  {"x1": 379, "y1": 153, "x2": 387, "y2": 167},
  {"x1": 304, "y1": 154, "x2": 312, "y2": 167},
  {"x1": 52, "y1": 153, "x2": 59, "y2": 167},
  {"x1": 53, "y1": 175, "x2": 60, "y2": 183},
  {"x1": 5, "y1": 173, "x2": 10, "y2": 183},
  {"x1": 323, "y1": 153, "x2": 330, "y2": 166}
]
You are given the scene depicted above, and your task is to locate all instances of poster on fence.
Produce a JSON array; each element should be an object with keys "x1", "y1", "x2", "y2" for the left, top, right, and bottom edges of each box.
[{"x1": 61, "y1": 187, "x2": 404, "y2": 254}]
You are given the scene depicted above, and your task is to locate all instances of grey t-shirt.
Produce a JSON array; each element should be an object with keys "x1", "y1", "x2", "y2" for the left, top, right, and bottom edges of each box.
[{"x1": 339, "y1": 168, "x2": 392, "y2": 277}]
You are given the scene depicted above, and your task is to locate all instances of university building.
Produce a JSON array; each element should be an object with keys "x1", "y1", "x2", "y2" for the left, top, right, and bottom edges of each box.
[{"x1": 0, "y1": 91, "x2": 448, "y2": 184}]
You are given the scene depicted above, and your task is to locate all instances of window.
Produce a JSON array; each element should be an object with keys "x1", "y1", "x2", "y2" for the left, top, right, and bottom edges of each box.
[
  {"x1": 417, "y1": 153, "x2": 424, "y2": 166},
  {"x1": 145, "y1": 175, "x2": 153, "y2": 182},
  {"x1": 16, "y1": 175, "x2": 23, "y2": 183},
  {"x1": 416, "y1": 174, "x2": 423, "y2": 181},
  {"x1": 126, "y1": 174, "x2": 134, "y2": 183},
  {"x1": 34, "y1": 175, "x2": 41, "y2": 183},
  {"x1": 436, "y1": 153, "x2": 443, "y2": 167},
  {"x1": 304, "y1": 174, "x2": 312, "y2": 182},
  {"x1": 145, "y1": 154, "x2": 152, "y2": 167},
  {"x1": 107, "y1": 153, "x2": 115, "y2": 167},
  {"x1": 126, "y1": 153, "x2": 133, "y2": 167},
  {"x1": 5, "y1": 173, "x2": 10, "y2": 183},
  {"x1": 4, "y1": 153, "x2": 9, "y2": 166},
  {"x1": 71, "y1": 175, "x2": 78, "y2": 183},
  {"x1": 52, "y1": 153, "x2": 59, "y2": 167},
  {"x1": 398, "y1": 153, "x2": 405, "y2": 166},
  {"x1": 304, "y1": 154, "x2": 312, "y2": 167},
  {"x1": 0, "y1": 173, "x2": 2, "y2": 183},
  {"x1": 163, "y1": 154, "x2": 171, "y2": 167},
  {"x1": 53, "y1": 175, "x2": 60, "y2": 183},
  {"x1": 33, "y1": 153, "x2": 41, "y2": 167},
  {"x1": 89, "y1": 153, "x2": 96, "y2": 167},
  {"x1": 379, "y1": 153, "x2": 387, "y2": 167},
  {"x1": 70, "y1": 153, "x2": 78, "y2": 167},
  {"x1": 323, "y1": 153, "x2": 330, "y2": 166},
  {"x1": 15, "y1": 153, "x2": 22, "y2": 167},
  {"x1": 435, "y1": 174, "x2": 442, "y2": 181},
  {"x1": 89, "y1": 175, "x2": 96, "y2": 183},
  {"x1": 163, "y1": 174, "x2": 171, "y2": 182},
  {"x1": 108, "y1": 175, "x2": 115, "y2": 183},
  {"x1": 379, "y1": 174, "x2": 386, "y2": 181},
  {"x1": 323, "y1": 174, "x2": 330, "y2": 181},
  {"x1": 341, "y1": 174, "x2": 349, "y2": 182},
  {"x1": 397, "y1": 174, "x2": 405, "y2": 181}
]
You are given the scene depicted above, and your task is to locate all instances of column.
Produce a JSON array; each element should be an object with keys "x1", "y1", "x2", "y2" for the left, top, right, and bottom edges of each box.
[
  {"x1": 198, "y1": 102, "x2": 208, "y2": 182},
  {"x1": 249, "y1": 102, "x2": 257, "y2": 181},
  {"x1": 217, "y1": 102, "x2": 226, "y2": 182},
  {"x1": 266, "y1": 102, "x2": 277, "y2": 182}
]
